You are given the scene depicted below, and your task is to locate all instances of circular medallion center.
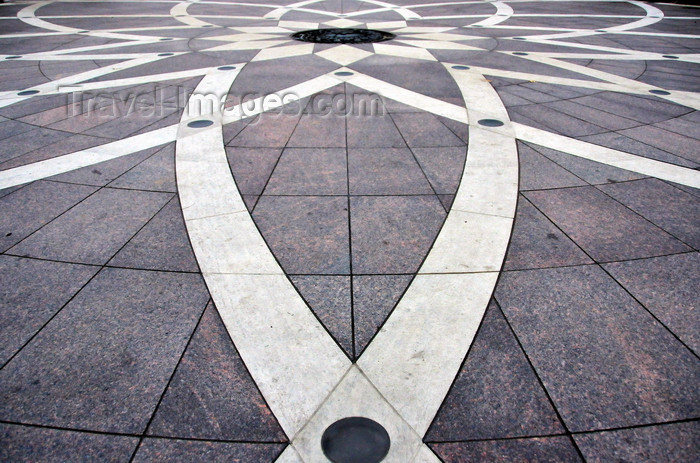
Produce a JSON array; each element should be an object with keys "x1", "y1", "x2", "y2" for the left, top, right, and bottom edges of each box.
[{"x1": 291, "y1": 28, "x2": 395, "y2": 44}]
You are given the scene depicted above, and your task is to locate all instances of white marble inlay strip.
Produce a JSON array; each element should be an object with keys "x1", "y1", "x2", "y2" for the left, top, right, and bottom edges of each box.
[
  {"x1": 344, "y1": 70, "x2": 468, "y2": 123},
  {"x1": 0, "y1": 125, "x2": 177, "y2": 190},
  {"x1": 175, "y1": 65, "x2": 351, "y2": 438},
  {"x1": 472, "y1": 1, "x2": 513, "y2": 27},
  {"x1": 513, "y1": 123, "x2": 700, "y2": 189},
  {"x1": 358, "y1": 63, "x2": 517, "y2": 439}
]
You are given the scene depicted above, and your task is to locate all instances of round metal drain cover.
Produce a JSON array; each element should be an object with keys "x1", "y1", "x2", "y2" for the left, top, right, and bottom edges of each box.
[
  {"x1": 478, "y1": 118, "x2": 504, "y2": 127},
  {"x1": 187, "y1": 120, "x2": 213, "y2": 128},
  {"x1": 291, "y1": 28, "x2": 395, "y2": 44},
  {"x1": 321, "y1": 417, "x2": 391, "y2": 463}
]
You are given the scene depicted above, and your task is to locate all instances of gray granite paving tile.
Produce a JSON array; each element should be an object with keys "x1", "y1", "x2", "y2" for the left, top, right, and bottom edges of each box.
[
  {"x1": 570, "y1": 92, "x2": 689, "y2": 125},
  {"x1": 228, "y1": 112, "x2": 301, "y2": 148},
  {"x1": 427, "y1": 302, "x2": 564, "y2": 441},
  {"x1": 574, "y1": 421, "x2": 700, "y2": 463},
  {"x1": 511, "y1": 105, "x2": 608, "y2": 138},
  {"x1": 618, "y1": 125, "x2": 700, "y2": 165},
  {"x1": 0, "y1": 180, "x2": 97, "y2": 252},
  {"x1": 597, "y1": 178, "x2": 700, "y2": 249},
  {"x1": 429, "y1": 436, "x2": 582, "y2": 463},
  {"x1": 517, "y1": 142, "x2": 588, "y2": 191},
  {"x1": 0, "y1": 268, "x2": 209, "y2": 433},
  {"x1": 0, "y1": 94, "x2": 67, "y2": 120},
  {"x1": 348, "y1": 148, "x2": 434, "y2": 195},
  {"x1": 580, "y1": 132, "x2": 698, "y2": 169},
  {"x1": 526, "y1": 142, "x2": 646, "y2": 184},
  {"x1": 391, "y1": 112, "x2": 464, "y2": 147},
  {"x1": 1, "y1": 134, "x2": 112, "y2": 171},
  {"x1": 109, "y1": 197, "x2": 198, "y2": 273},
  {"x1": 290, "y1": 275, "x2": 352, "y2": 357},
  {"x1": 17, "y1": 105, "x2": 72, "y2": 127},
  {"x1": 0, "y1": 423, "x2": 138, "y2": 462},
  {"x1": 411, "y1": 147, "x2": 466, "y2": 195},
  {"x1": 437, "y1": 117, "x2": 469, "y2": 145},
  {"x1": 544, "y1": 100, "x2": 641, "y2": 131},
  {"x1": 496, "y1": 266, "x2": 700, "y2": 431},
  {"x1": 353, "y1": 274, "x2": 413, "y2": 358},
  {"x1": 0, "y1": 256, "x2": 99, "y2": 366},
  {"x1": 9, "y1": 188, "x2": 172, "y2": 265},
  {"x1": 133, "y1": 439, "x2": 285, "y2": 463},
  {"x1": 48, "y1": 145, "x2": 163, "y2": 187},
  {"x1": 266, "y1": 148, "x2": 347, "y2": 195},
  {"x1": 226, "y1": 147, "x2": 283, "y2": 196},
  {"x1": 0, "y1": 120, "x2": 34, "y2": 142},
  {"x1": 604, "y1": 252, "x2": 700, "y2": 356},
  {"x1": 0, "y1": 127, "x2": 71, "y2": 166},
  {"x1": 654, "y1": 113, "x2": 700, "y2": 140},
  {"x1": 346, "y1": 112, "x2": 406, "y2": 148},
  {"x1": 438, "y1": 194, "x2": 454, "y2": 211},
  {"x1": 524, "y1": 186, "x2": 690, "y2": 262},
  {"x1": 350, "y1": 195, "x2": 445, "y2": 274},
  {"x1": 253, "y1": 195, "x2": 350, "y2": 274},
  {"x1": 148, "y1": 303, "x2": 286, "y2": 441},
  {"x1": 504, "y1": 196, "x2": 592, "y2": 271},
  {"x1": 287, "y1": 113, "x2": 346, "y2": 148},
  {"x1": 108, "y1": 144, "x2": 176, "y2": 192}
]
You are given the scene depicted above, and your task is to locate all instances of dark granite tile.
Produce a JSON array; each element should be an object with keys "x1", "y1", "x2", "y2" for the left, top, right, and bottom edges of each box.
[
  {"x1": 228, "y1": 112, "x2": 300, "y2": 148},
  {"x1": 511, "y1": 105, "x2": 608, "y2": 138},
  {"x1": 0, "y1": 184, "x2": 23, "y2": 199},
  {"x1": 429, "y1": 436, "x2": 582, "y2": 463},
  {"x1": 17, "y1": 105, "x2": 72, "y2": 127},
  {"x1": 0, "y1": 268, "x2": 209, "y2": 433},
  {"x1": 518, "y1": 142, "x2": 588, "y2": 191},
  {"x1": 504, "y1": 196, "x2": 592, "y2": 270},
  {"x1": 598, "y1": 179, "x2": 700, "y2": 249},
  {"x1": 48, "y1": 145, "x2": 162, "y2": 187},
  {"x1": 346, "y1": 112, "x2": 406, "y2": 148},
  {"x1": 438, "y1": 117, "x2": 469, "y2": 145},
  {"x1": 604, "y1": 253, "x2": 700, "y2": 355},
  {"x1": 391, "y1": 113, "x2": 464, "y2": 147},
  {"x1": 253, "y1": 196, "x2": 350, "y2": 274},
  {"x1": 411, "y1": 147, "x2": 467, "y2": 195},
  {"x1": 0, "y1": 180, "x2": 97, "y2": 252},
  {"x1": 9, "y1": 188, "x2": 172, "y2": 265},
  {"x1": 109, "y1": 197, "x2": 198, "y2": 273},
  {"x1": 222, "y1": 117, "x2": 254, "y2": 145},
  {"x1": 134, "y1": 439, "x2": 284, "y2": 463},
  {"x1": 350, "y1": 196, "x2": 445, "y2": 274},
  {"x1": 0, "y1": 134, "x2": 114, "y2": 172},
  {"x1": 265, "y1": 148, "x2": 347, "y2": 195},
  {"x1": 438, "y1": 194, "x2": 454, "y2": 211},
  {"x1": 543, "y1": 100, "x2": 641, "y2": 131},
  {"x1": 524, "y1": 186, "x2": 690, "y2": 262},
  {"x1": 580, "y1": 132, "x2": 697, "y2": 169},
  {"x1": 574, "y1": 421, "x2": 700, "y2": 463},
  {"x1": 654, "y1": 114, "x2": 700, "y2": 141},
  {"x1": 348, "y1": 148, "x2": 434, "y2": 195},
  {"x1": 148, "y1": 303, "x2": 285, "y2": 441},
  {"x1": 287, "y1": 113, "x2": 346, "y2": 148},
  {"x1": 226, "y1": 147, "x2": 283, "y2": 196},
  {"x1": 0, "y1": 256, "x2": 99, "y2": 366},
  {"x1": 427, "y1": 302, "x2": 564, "y2": 441},
  {"x1": 290, "y1": 275, "x2": 352, "y2": 357},
  {"x1": 525, "y1": 142, "x2": 646, "y2": 184},
  {"x1": 496, "y1": 266, "x2": 700, "y2": 432},
  {"x1": 0, "y1": 127, "x2": 71, "y2": 166},
  {"x1": 352, "y1": 274, "x2": 413, "y2": 358},
  {"x1": 0, "y1": 423, "x2": 138, "y2": 462},
  {"x1": 108, "y1": 144, "x2": 176, "y2": 192},
  {"x1": 570, "y1": 92, "x2": 688, "y2": 125}
]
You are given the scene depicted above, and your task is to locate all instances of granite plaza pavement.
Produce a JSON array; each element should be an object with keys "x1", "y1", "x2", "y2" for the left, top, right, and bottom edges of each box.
[{"x1": 0, "y1": 0, "x2": 698, "y2": 461}]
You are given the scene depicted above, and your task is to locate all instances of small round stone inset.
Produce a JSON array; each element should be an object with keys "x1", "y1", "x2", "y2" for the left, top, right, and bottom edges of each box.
[
  {"x1": 452, "y1": 65, "x2": 470, "y2": 70},
  {"x1": 5, "y1": 56, "x2": 22, "y2": 59},
  {"x1": 478, "y1": 119, "x2": 504, "y2": 127},
  {"x1": 513, "y1": 52, "x2": 528, "y2": 56},
  {"x1": 18, "y1": 90, "x2": 39, "y2": 96},
  {"x1": 649, "y1": 89, "x2": 671, "y2": 95},
  {"x1": 187, "y1": 120, "x2": 214, "y2": 128},
  {"x1": 158, "y1": 53, "x2": 174, "y2": 56},
  {"x1": 218, "y1": 66, "x2": 236, "y2": 70},
  {"x1": 291, "y1": 28, "x2": 395, "y2": 44},
  {"x1": 321, "y1": 417, "x2": 391, "y2": 463},
  {"x1": 335, "y1": 71, "x2": 354, "y2": 76},
  {"x1": 663, "y1": 55, "x2": 679, "y2": 59}
]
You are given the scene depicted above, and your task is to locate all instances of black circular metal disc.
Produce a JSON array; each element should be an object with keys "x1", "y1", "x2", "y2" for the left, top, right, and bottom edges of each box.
[
  {"x1": 649, "y1": 89, "x2": 670, "y2": 95},
  {"x1": 18, "y1": 90, "x2": 39, "y2": 96},
  {"x1": 478, "y1": 118, "x2": 504, "y2": 127},
  {"x1": 187, "y1": 120, "x2": 213, "y2": 128},
  {"x1": 321, "y1": 417, "x2": 391, "y2": 463},
  {"x1": 291, "y1": 28, "x2": 395, "y2": 44}
]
